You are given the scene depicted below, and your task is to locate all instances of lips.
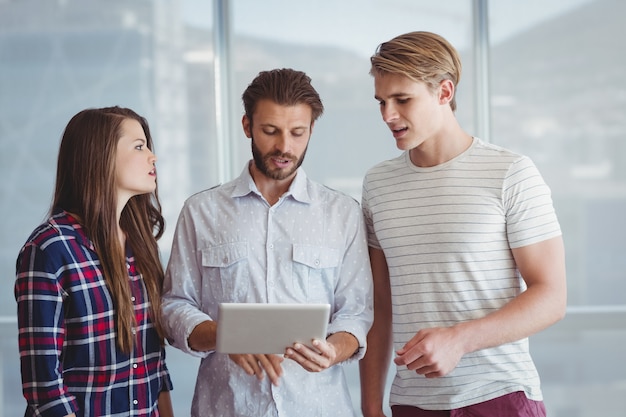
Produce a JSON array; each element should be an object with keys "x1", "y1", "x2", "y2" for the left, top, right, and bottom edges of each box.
[
  {"x1": 391, "y1": 126, "x2": 408, "y2": 139},
  {"x1": 271, "y1": 157, "x2": 292, "y2": 168}
]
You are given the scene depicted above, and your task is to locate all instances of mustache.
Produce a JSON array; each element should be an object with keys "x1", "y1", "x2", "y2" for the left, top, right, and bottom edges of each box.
[{"x1": 267, "y1": 151, "x2": 297, "y2": 161}]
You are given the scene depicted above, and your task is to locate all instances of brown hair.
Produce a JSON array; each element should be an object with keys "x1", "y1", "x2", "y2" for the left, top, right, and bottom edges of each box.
[
  {"x1": 53, "y1": 106, "x2": 165, "y2": 353},
  {"x1": 370, "y1": 31, "x2": 462, "y2": 111},
  {"x1": 242, "y1": 68, "x2": 324, "y2": 123}
]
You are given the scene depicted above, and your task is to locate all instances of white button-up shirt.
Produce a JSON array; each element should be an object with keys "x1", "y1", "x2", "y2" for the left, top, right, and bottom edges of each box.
[{"x1": 162, "y1": 162, "x2": 373, "y2": 417}]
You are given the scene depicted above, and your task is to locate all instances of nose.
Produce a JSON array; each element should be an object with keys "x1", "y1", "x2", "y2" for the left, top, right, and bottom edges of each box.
[
  {"x1": 149, "y1": 149, "x2": 157, "y2": 164},
  {"x1": 381, "y1": 103, "x2": 398, "y2": 124},
  {"x1": 274, "y1": 133, "x2": 291, "y2": 154}
]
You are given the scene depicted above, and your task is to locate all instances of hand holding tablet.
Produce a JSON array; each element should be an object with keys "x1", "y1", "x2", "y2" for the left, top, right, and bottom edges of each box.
[{"x1": 216, "y1": 303, "x2": 331, "y2": 354}]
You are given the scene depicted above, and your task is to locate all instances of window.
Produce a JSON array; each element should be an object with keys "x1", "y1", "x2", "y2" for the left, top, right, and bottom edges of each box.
[{"x1": 1, "y1": 1, "x2": 623, "y2": 416}]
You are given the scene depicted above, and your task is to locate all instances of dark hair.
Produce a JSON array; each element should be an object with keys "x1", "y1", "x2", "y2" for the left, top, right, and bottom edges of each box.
[
  {"x1": 53, "y1": 106, "x2": 165, "y2": 353},
  {"x1": 242, "y1": 68, "x2": 324, "y2": 122}
]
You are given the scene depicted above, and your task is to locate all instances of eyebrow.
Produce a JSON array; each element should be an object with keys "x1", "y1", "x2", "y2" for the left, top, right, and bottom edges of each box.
[
  {"x1": 374, "y1": 92, "x2": 410, "y2": 101},
  {"x1": 260, "y1": 123, "x2": 309, "y2": 130}
]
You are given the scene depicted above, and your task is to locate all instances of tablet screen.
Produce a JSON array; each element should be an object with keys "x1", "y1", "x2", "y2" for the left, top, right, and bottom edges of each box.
[{"x1": 216, "y1": 303, "x2": 331, "y2": 354}]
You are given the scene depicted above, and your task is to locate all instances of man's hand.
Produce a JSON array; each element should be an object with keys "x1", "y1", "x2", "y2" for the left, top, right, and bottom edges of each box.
[
  {"x1": 394, "y1": 326, "x2": 465, "y2": 378},
  {"x1": 284, "y1": 339, "x2": 337, "y2": 372},
  {"x1": 228, "y1": 353, "x2": 284, "y2": 386},
  {"x1": 285, "y1": 331, "x2": 359, "y2": 372}
]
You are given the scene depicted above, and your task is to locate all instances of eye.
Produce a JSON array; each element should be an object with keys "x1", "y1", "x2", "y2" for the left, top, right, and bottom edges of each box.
[
  {"x1": 396, "y1": 98, "x2": 410, "y2": 104},
  {"x1": 291, "y1": 129, "x2": 305, "y2": 138},
  {"x1": 262, "y1": 128, "x2": 277, "y2": 135},
  {"x1": 135, "y1": 144, "x2": 144, "y2": 150}
]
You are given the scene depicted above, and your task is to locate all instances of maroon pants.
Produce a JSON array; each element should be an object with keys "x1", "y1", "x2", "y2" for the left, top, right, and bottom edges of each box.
[{"x1": 391, "y1": 391, "x2": 546, "y2": 417}]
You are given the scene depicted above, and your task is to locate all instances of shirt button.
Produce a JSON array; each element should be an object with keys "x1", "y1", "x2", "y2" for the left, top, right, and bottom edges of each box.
[
  {"x1": 269, "y1": 243, "x2": 274, "y2": 249},
  {"x1": 132, "y1": 328, "x2": 137, "y2": 335},
  {"x1": 133, "y1": 399, "x2": 138, "y2": 405},
  {"x1": 222, "y1": 256, "x2": 229, "y2": 264},
  {"x1": 314, "y1": 259, "x2": 320, "y2": 266},
  {"x1": 133, "y1": 363, "x2": 138, "y2": 369},
  {"x1": 131, "y1": 296, "x2": 136, "y2": 302}
]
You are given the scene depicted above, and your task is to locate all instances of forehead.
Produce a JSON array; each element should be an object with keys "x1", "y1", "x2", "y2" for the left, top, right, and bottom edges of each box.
[
  {"x1": 374, "y1": 72, "x2": 429, "y2": 97},
  {"x1": 118, "y1": 118, "x2": 146, "y2": 141},
  {"x1": 252, "y1": 99, "x2": 313, "y2": 127}
]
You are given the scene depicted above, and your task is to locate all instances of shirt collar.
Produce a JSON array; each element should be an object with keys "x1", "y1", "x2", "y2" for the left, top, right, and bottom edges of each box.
[{"x1": 231, "y1": 160, "x2": 312, "y2": 204}]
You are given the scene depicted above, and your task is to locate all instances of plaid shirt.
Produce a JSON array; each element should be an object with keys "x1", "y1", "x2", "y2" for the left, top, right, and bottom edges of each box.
[{"x1": 15, "y1": 211, "x2": 172, "y2": 417}]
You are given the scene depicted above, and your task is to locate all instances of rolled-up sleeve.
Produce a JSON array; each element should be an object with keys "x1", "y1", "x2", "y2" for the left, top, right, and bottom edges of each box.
[
  {"x1": 162, "y1": 204, "x2": 214, "y2": 358},
  {"x1": 326, "y1": 204, "x2": 374, "y2": 361}
]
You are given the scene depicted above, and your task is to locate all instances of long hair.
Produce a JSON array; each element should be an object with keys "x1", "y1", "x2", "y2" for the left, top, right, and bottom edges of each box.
[
  {"x1": 52, "y1": 106, "x2": 166, "y2": 353},
  {"x1": 370, "y1": 31, "x2": 462, "y2": 111}
]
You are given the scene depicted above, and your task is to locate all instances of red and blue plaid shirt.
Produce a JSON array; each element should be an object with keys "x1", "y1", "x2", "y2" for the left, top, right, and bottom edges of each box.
[{"x1": 15, "y1": 211, "x2": 172, "y2": 417}]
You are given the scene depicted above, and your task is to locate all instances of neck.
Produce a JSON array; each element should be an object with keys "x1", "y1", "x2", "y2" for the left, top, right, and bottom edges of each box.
[
  {"x1": 249, "y1": 163, "x2": 295, "y2": 206},
  {"x1": 116, "y1": 200, "x2": 128, "y2": 251},
  {"x1": 409, "y1": 122, "x2": 473, "y2": 167},
  {"x1": 117, "y1": 225, "x2": 126, "y2": 251}
]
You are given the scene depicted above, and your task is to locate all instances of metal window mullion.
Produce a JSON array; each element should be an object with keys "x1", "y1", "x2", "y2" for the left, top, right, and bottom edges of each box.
[{"x1": 472, "y1": 0, "x2": 492, "y2": 143}]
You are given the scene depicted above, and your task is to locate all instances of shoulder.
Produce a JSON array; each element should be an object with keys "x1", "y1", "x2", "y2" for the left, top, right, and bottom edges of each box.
[
  {"x1": 464, "y1": 138, "x2": 543, "y2": 181},
  {"x1": 365, "y1": 153, "x2": 405, "y2": 176},
  {"x1": 305, "y1": 180, "x2": 362, "y2": 216},
  {"x1": 470, "y1": 138, "x2": 528, "y2": 164},
  {"x1": 17, "y1": 213, "x2": 88, "y2": 273},
  {"x1": 24, "y1": 213, "x2": 81, "y2": 250},
  {"x1": 182, "y1": 181, "x2": 233, "y2": 206}
]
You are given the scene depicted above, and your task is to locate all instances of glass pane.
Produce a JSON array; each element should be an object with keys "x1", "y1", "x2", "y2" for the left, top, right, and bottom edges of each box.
[
  {"x1": 0, "y1": 1, "x2": 212, "y2": 415},
  {"x1": 490, "y1": 1, "x2": 626, "y2": 416},
  {"x1": 489, "y1": 0, "x2": 626, "y2": 307}
]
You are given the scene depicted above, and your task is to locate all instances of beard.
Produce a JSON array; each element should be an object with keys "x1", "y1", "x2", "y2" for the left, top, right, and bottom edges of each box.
[{"x1": 251, "y1": 135, "x2": 307, "y2": 180}]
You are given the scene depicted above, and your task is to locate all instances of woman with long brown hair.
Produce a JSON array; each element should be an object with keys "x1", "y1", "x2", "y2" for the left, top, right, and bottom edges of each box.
[{"x1": 15, "y1": 106, "x2": 174, "y2": 417}]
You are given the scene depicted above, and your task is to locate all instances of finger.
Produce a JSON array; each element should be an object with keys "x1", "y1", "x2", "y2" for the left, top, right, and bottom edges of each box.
[
  {"x1": 268, "y1": 354, "x2": 285, "y2": 375},
  {"x1": 246, "y1": 355, "x2": 264, "y2": 380},
  {"x1": 310, "y1": 339, "x2": 331, "y2": 356},
  {"x1": 396, "y1": 332, "x2": 424, "y2": 355},
  {"x1": 394, "y1": 350, "x2": 416, "y2": 366},
  {"x1": 311, "y1": 339, "x2": 336, "y2": 368},
  {"x1": 287, "y1": 345, "x2": 325, "y2": 371},
  {"x1": 230, "y1": 354, "x2": 254, "y2": 376},
  {"x1": 257, "y1": 355, "x2": 283, "y2": 386}
]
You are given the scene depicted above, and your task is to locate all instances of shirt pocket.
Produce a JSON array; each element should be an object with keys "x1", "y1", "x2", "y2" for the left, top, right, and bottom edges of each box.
[
  {"x1": 201, "y1": 242, "x2": 249, "y2": 302},
  {"x1": 292, "y1": 244, "x2": 341, "y2": 303}
]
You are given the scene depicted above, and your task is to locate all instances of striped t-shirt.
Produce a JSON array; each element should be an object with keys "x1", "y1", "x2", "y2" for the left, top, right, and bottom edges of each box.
[{"x1": 361, "y1": 137, "x2": 561, "y2": 410}]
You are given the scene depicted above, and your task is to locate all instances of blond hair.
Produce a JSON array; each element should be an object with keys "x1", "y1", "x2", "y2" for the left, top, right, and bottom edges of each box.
[{"x1": 370, "y1": 31, "x2": 462, "y2": 111}]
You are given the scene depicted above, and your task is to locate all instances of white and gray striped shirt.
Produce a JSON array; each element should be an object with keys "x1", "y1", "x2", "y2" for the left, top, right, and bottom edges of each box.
[{"x1": 362, "y1": 137, "x2": 562, "y2": 410}]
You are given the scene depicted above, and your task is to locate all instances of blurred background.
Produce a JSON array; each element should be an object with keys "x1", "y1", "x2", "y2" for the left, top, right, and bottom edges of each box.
[{"x1": 1, "y1": 0, "x2": 624, "y2": 415}]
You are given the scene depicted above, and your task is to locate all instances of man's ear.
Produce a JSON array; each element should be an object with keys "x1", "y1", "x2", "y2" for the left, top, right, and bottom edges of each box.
[
  {"x1": 242, "y1": 114, "x2": 252, "y2": 138},
  {"x1": 439, "y1": 79, "x2": 455, "y2": 106}
]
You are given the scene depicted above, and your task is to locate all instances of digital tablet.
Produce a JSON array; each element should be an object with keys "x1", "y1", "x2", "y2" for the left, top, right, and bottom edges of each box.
[{"x1": 215, "y1": 303, "x2": 331, "y2": 354}]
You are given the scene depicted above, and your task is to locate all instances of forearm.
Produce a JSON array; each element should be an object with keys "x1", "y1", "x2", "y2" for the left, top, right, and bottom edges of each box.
[
  {"x1": 158, "y1": 390, "x2": 174, "y2": 417},
  {"x1": 360, "y1": 246, "x2": 393, "y2": 416},
  {"x1": 359, "y1": 312, "x2": 393, "y2": 416},
  {"x1": 188, "y1": 320, "x2": 218, "y2": 352},
  {"x1": 455, "y1": 279, "x2": 566, "y2": 354},
  {"x1": 457, "y1": 237, "x2": 567, "y2": 354}
]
